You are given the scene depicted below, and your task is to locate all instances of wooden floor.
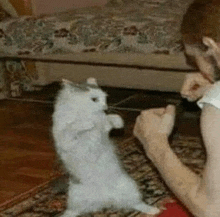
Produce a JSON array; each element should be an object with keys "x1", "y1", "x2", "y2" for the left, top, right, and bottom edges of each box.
[{"x1": 0, "y1": 99, "x2": 59, "y2": 206}]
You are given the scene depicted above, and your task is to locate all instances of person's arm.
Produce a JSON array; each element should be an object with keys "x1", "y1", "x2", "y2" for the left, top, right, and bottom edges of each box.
[
  {"x1": 200, "y1": 104, "x2": 220, "y2": 217},
  {"x1": 146, "y1": 136, "x2": 206, "y2": 217},
  {"x1": 133, "y1": 105, "x2": 206, "y2": 217}
]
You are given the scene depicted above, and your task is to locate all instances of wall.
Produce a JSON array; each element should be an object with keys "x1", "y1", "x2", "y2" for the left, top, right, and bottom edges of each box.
[{"x1": 9, "y1": 0, "x2": 32, "y2": 15}]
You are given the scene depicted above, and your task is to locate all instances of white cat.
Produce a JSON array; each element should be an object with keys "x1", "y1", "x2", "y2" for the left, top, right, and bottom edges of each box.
[{"x1": 52, "y1": 78, "x2": 160, "y2": 217}]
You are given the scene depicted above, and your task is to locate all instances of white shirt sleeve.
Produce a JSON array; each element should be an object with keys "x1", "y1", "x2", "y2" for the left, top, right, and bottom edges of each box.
[{"x1": 197, "y1": 81, "x2": 220, "y2": 109}]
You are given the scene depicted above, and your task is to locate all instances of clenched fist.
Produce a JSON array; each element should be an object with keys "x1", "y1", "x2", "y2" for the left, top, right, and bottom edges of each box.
[
  {"x1": 181, "y1": 73, "x2": 213, "y2": 102},
  {"x1": 133, "y1": 105, "x2": 176, "y2": 153}
]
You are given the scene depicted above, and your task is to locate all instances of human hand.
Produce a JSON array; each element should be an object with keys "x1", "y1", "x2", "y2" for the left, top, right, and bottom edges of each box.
[
  {"x1": 181, "y1": 73, "x2": 213, "y2": 102},
  {"x1": 133, "y1": 105, "x2": 176, "y2": 147}
]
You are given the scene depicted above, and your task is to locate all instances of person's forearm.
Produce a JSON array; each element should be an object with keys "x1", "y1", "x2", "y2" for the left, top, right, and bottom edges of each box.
[{"x1": 145, "y1": 135, "x2": 206, "y2": 217}]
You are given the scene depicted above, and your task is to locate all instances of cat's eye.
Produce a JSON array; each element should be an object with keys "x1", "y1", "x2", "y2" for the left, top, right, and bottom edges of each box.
[{"x1": 92, "y1": 97, "x2": 99, "y2": 102}]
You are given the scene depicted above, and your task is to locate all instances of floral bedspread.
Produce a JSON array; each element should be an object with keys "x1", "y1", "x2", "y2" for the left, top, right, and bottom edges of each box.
[{"x1": 0, "y1": 0, "x2": 192, "y2": 56}]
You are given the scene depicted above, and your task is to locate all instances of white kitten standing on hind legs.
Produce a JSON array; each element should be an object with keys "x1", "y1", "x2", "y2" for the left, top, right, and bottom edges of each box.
[{"x1": 52, "y1": 78, "x2": 160, "y2": 217}]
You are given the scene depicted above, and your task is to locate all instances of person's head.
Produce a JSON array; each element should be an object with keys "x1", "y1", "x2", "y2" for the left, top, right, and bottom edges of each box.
[
  {"x1": 184, "y1": 37, "x2": 220, "y2": 82},
  {"x1": 181, "y1": 0, "x2": 220, "y2": 82}
]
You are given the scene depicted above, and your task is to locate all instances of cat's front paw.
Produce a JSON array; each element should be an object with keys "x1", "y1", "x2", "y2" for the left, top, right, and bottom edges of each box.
[{"x1": 108, "y1": 114, "x2": 124, "y2": 129}]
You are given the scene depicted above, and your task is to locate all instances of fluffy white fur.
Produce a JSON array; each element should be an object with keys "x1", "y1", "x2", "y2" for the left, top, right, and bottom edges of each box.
[{"x1": 52, "y1": 78, "x2": 160, "y2": 217}]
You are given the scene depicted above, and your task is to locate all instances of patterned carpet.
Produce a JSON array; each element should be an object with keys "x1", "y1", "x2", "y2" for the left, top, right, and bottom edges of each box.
[{"x1": 0, "y1": 133, "x2": 205, "y2": 217}]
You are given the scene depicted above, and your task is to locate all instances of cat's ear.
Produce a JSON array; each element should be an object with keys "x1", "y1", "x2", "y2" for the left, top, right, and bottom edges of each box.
[
  {"x1": 62, "y1": 79, "x2": 78, "y2": 90},
  {"x1": 61, "y1": 79, "x2": 80, "y2": 92},
  {"x1": 62, "y1": 79, "x2": 73, "y2": 85},
  {"x1": 87, "y1": 77, "x2": 98, "y2": 86}
]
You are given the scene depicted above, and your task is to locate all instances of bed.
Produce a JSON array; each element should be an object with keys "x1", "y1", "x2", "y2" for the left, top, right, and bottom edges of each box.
[{"x1": 0, "y1": 0, "x2": 196, "y2": 98}]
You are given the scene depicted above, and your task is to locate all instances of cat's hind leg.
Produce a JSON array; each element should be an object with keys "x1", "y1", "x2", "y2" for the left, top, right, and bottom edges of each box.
[
  {"x1": 113, "y1": 176, "x2": 160, "y2": 215},
  {"x1": 133, "y1": 202, "x2": 160, "y2": 215},
  {"x1": 67, "y1": 183, "x2": 107, "y2": 215}
]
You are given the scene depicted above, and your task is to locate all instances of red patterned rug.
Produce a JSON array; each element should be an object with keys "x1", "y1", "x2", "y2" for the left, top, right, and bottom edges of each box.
[{"x1": 0, "y1": 134, "x2": 204, "y2": 217}]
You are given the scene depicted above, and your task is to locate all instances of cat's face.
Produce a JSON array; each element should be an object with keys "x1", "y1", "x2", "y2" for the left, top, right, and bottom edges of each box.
[
  {"x1": 58, "y1": 78, "x2": 108, "y2": 114},
  {"x1": 81, "y1": 87, "x2": 108, "y2": 112}
]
